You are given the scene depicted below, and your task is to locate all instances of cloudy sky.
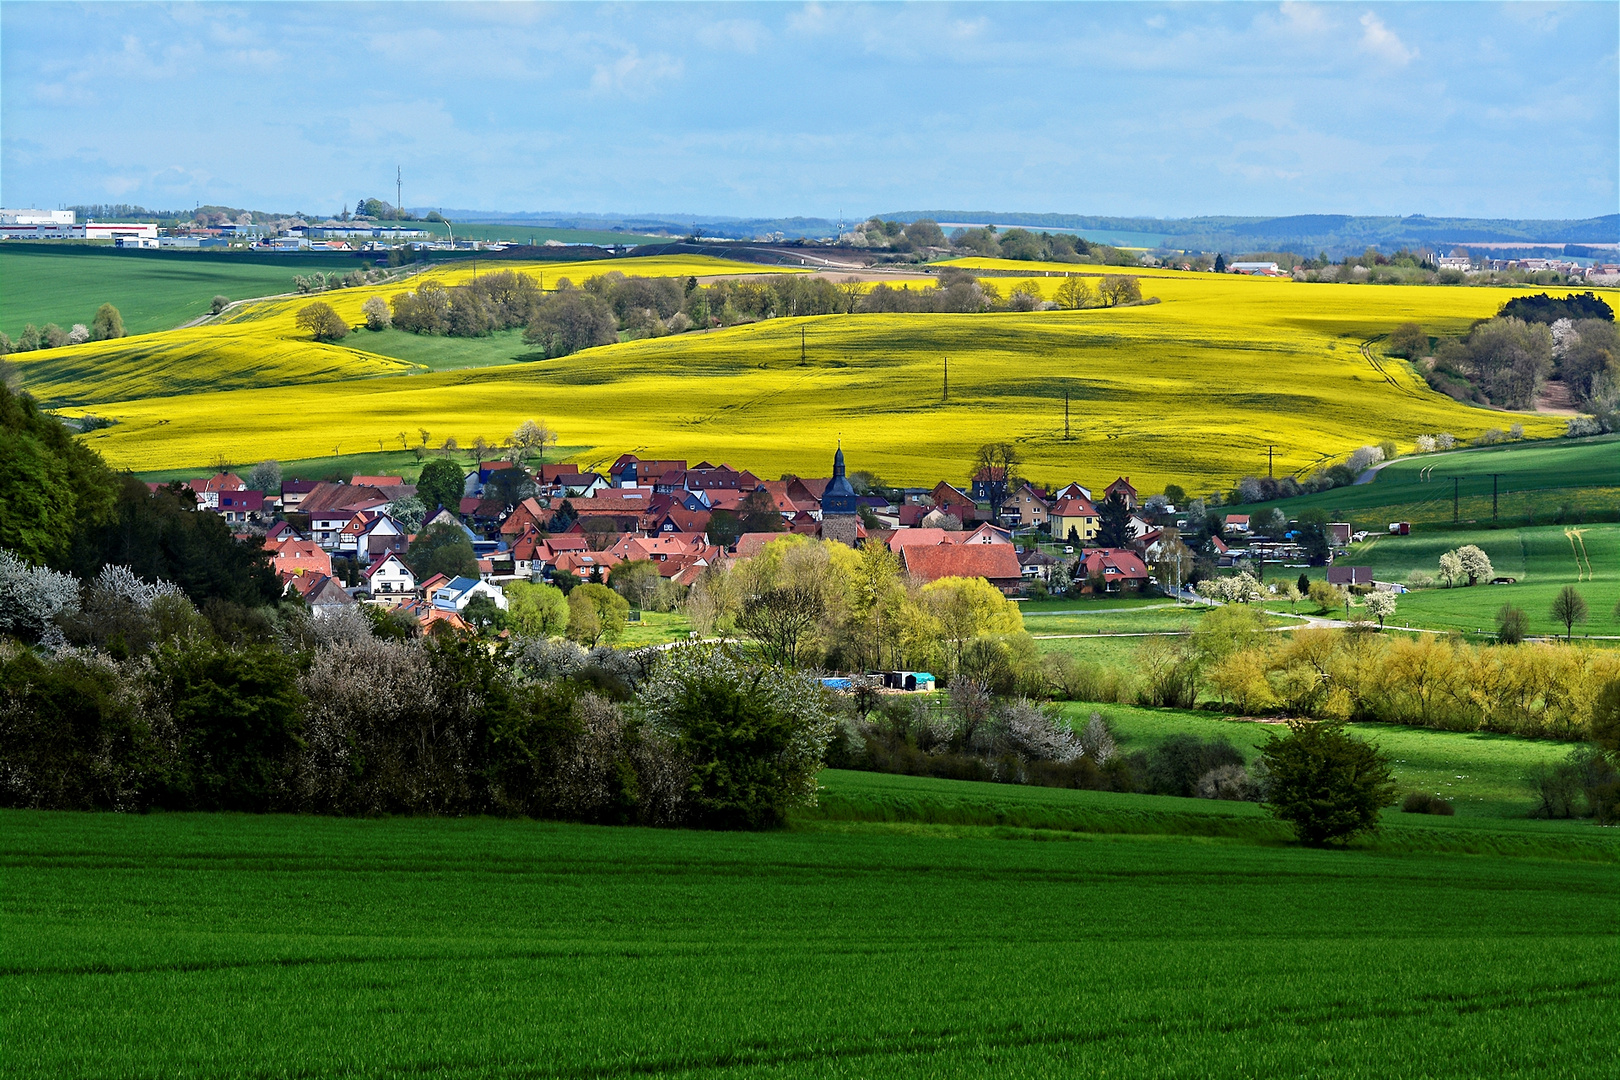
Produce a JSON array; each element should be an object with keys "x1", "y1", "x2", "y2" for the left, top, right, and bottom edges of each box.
[{"x1": 3, "y1": 2, "x2": 1615, "y2": 220}]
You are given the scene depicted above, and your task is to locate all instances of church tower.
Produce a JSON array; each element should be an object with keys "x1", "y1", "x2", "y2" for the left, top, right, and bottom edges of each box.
[{"x1": 820, "y1": 444, "x2": 860, "y2": 546}]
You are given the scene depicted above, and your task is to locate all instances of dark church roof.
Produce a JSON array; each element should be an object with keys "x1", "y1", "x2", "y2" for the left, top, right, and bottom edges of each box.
[{"x1": 821, "y1": 446, "x2": 858, "y2": 516}]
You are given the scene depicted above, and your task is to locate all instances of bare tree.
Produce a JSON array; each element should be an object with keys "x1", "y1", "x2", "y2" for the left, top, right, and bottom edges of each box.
[{"x1": 1550, "y1": 586, "x2": 1588, "y2": 641}]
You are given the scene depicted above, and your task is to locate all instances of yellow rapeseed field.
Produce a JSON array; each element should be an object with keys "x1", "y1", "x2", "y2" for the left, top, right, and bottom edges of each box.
[{"x1": 51, "y1": 254, "x2": 1605, "y2": 491}]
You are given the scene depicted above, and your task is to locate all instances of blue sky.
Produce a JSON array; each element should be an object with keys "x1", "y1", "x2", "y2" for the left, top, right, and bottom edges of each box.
[{"x1": 3, "y1": 2, "x2": 1615, "y2": 220}]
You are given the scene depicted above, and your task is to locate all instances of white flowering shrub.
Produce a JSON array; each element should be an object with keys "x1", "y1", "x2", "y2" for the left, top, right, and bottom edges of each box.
[{"x1": 0, "y1": 549, "x2": 80, "y2": 646}]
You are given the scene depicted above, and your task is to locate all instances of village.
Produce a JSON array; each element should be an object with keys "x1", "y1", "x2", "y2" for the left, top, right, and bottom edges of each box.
[{"x1": 167, "y1": 442, "x2": 1362, "y2": 636}]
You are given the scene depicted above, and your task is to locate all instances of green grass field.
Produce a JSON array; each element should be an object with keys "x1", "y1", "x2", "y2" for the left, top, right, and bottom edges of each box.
[
  {"x1": 5, "y1": 792, "x2": 1615, "y2": 1080},
  {"x1": 1246, "y1": 434, "x2": 1620, "y2": 530},
  {"x1": 134, "y1": 446, "x2": 592, "y2": 485},
  {"x1": 1340, "y1": 522, "x2": 1620, "y2": 638},
  {"x1": 1067, "y1": 702, "x2": 1581, "y2": 818},
  {"x1": 348, "y1": 326, "x2": 550, "y2": 370},
  {"x1": 1023, "y1": 604, "x2": 1217, "y2": 636},
  {"x1": 0, "y1": 246, "x2": 354, "y2": 338}
]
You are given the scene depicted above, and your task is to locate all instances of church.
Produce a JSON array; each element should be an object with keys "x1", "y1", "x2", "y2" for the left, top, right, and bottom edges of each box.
[{"x1": 819, "y1": 445, "x2": 861, "y2": 546}]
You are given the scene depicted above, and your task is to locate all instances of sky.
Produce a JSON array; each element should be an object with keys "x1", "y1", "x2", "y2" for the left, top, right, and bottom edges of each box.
[{"x1": 2, "y1": 2, "x2": 1616, "y2": 221}]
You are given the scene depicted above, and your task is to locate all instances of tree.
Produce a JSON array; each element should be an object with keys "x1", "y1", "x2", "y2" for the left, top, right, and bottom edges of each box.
[
  {"x1": 1, "y1": 383, "x2": 118, "y2": 565},
  {"x1": 1294, "y1": 511, "x2": 1331, "y2": 567},
  {"x1": 1437, "y1": 550, "x2": 1463, "y2": 588},
  {"x1": 738, "y1": 539, "x2": 837, "y2": 668},
  {"x1": 461, "y1": 594, "x2": 507, "y2": 636},
  {"x1": 1213, "y1": 254, "x2": 1227, "y2": 274},
  {"x1": 1096, "y1": 491, "x2": 1131, "y2": 548},
  {"x1": 1164, "y1": 484, "x2": 1187, "y2": 507},
  {"x1": 1385, "y1": 322, "x2": 1426, "y2": 359},
  {"x1": 1496, "y1": 604, "x2": 1528, "y2": 644},
  {"x1": 361, "y1": 295, "x2": 391, "y2": 330},
  {"x1": 707, "y1": 509, "x2": 744, "y2": 549},
  {"x1": 507, "y1": 419, "x2": 558, "y2": 464},
  {"x1": 608, "y1": 559, "x2": 661, "y2": 609},
  {"x1": 507, "y1": 580, "x2": 570, "y2": 637},
  {"x1": 1297, "y1": 572, "x2": 1311, "y2": 597},
  {"x1": 404, "y1": 523, "x2": 477, "y2": 582},
  {"x1": 1054, "y1": 276, "x2": 1094, "y2": 310},
  {"x1": 1550, "y1": 586, "x2": 1588, "y2": 641},
  {"x1": 1260, "y1": 719, "x2": 1397, "y2": 846},
  {"x1": 295, "y1": 301, "x2": 348, "y2": 342},
  {"x1": 524, "y1": 289, "x2": 618, "y2": 358},
  {"x1": 1362, "y1": 590, "x2": 1396, "y2": 630},
  {"x1": 154, "y1": 638, "x2": 305, "y2": 811},
  {"x1": 971, "y1": 442, "x2": 1021, "y2": 519},
  {"x1": 567, "y1": 582, "x2": 628, "y2": 646},
  {"x1": 638, "y1": 644, "x2": 835, "y2": 829},
  {"x1": 1098, "y1": 275, "x2": 1142, "y2": 306},
  {"x1": 90, "y1": 303, "x2": 125, "y2": 341},
  {"x1": 211, "y1": 295, "x2": 230, "y2": 315},
  {"x1": 1455, "y1": 545, "x2": 1493, "y2": 586},
  {"x1": 739, "y1": 487, "x2": 783, "y2": 534},
  {"x1": 246, "y1": 460, "x2": 281, "y2": 494},
  {"x1": 415, "y1": 458, "x2": 465, "y2": 515}
]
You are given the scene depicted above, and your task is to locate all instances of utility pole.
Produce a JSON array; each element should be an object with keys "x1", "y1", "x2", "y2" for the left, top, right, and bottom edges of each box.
[
  {"x1": 1491, "y1": 473, "x2": 1500, "y2": 521},
  {"x1": 800, "y1": 325, "x2": 806, "y2": 365},
  {"x1": 1267, "y1": 444, "x2": 1274, "y2": 478},
  {"x1": 1452, "y1": 476, "x2": 1460, "y2": 524},
  {"x1": 943, "y1": 356, "x2": 949, "y2": 402},
  {"x1": 396, "y1": 166, "x2": 402, "y2": 216},
  {"x1": 1064, "y1": 385, "x2": 1070, "y2": 439}
]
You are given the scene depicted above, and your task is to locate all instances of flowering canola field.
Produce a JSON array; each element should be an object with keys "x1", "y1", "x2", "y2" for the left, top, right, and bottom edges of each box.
[{"x1": 26, "y1": 255, "x2": 1604, "y2": 490}]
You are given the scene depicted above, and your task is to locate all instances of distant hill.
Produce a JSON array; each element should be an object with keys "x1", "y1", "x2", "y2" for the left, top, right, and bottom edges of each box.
[{"x1": 881, "y1": 210, "x2": 1620, "y2": 257}]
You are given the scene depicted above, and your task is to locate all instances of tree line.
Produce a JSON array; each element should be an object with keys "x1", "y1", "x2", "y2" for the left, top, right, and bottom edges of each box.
[{"x1": 0, "y1": 303, "x2": 126, "y2": 355}]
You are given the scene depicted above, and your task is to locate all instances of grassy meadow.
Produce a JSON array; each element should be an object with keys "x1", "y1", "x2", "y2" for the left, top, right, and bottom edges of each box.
[
  {"x1": 1245, "y1": 434, "x2": 1620, "y2": 530},
  {"x1": 6, "y1": 780, "x2": 1616, "y2": 1079},
  {"x1": 1340, "y1": 521, "x2": 1620, "y2": 638},
  {"x1": 24, "y1": 261, "x2": 1599, "y2": 490},
  {"x1": 0, "y1": 245, "x2": 352, "y2": 338}
]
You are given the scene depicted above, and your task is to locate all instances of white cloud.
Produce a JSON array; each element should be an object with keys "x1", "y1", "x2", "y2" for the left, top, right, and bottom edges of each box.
[
  {"x1": 1359, "y1": 13, "x2": 1417, "y2": 65},
  {"x1": 1279, "y1": 2, "x2": 1332, "y2": 36},
  {"x1": 589, "y1": 48, "x2": 683, "y2": 98},
  {"x1": 697, "y1": 19, "x2": 770, "y2": 53}
]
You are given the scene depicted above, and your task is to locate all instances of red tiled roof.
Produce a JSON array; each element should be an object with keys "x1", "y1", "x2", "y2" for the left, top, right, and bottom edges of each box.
[
  {"x1": 901, "y1": 543, "x2": 1023, "y2": 584},
  {"x1": 1052, "y1": 497, "x2": 1097, "y2": 516}
]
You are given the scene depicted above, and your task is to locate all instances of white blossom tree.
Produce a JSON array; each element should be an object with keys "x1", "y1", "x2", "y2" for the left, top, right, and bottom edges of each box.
[
  {"x1": 1456, "y1": 545, "x2": 1494, "y2": 586},
  {"x1": 1363, "y1": 590, "x2": 1397, "y2": 630}
]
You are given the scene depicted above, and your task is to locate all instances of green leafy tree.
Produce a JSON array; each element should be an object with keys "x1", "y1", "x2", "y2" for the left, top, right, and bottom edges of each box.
[
  {"x1": 639, "y1": 645, "x2": 835, "y2": 829},
  {"x1": 707, "y1": 509, "x2": 744, "y2": 549},
  {"x1": 415, "y1": 458, "x2": 466, "y2": 515},
  {"x1": 609, "y1": 559, "x2": 661, "y2": 609},
  {"x1": 507, "y1": 580, "x2": 570, "y2": 637},
  {"x1": 154, "y1": 638, "x2": 305, "y2": 811},
  {"x1": 1496, "y1": 604, "x2": 1528, "y2": 645},
  {"x1": 90, "y1": 303, "x2": 126, "y2": 341},
  {"x1": 461, "y1": 593, "x2": 508, "y2": 636},
  {"x1": 69, "y1": 476, "x2": 279, "y2": 606},
  {"x1": 568, "y1": 582, "x2": 628, "y2": 646},
  {"x1": 1385, "y1": 322, "x2": 1427, "y2": 359},
  {"x1": 0, "y1": 383, "x2": 117, "y2": 565},
  {"x1": 404, "y1": 523, "x2": 478, "y2": 582},
  {"x1": 1261, "y1": 719, "x2": 1397, "y2": 846},
  {"x1": 738, "y1": 488, "x2": 783, "y2": 534}
]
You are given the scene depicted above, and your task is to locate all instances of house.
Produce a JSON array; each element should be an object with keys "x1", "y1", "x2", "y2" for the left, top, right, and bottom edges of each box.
[
  {"x1": 1073, "y1": 548, "x2": 1150, "y2": 593},
  {"x1": 284, "y1": 572, "x2": 355, "y2": 615},
  {"x1": 279, "y1": 480, "x2": 319, "y2": 510},
  {"x1": 1328, "y1": 522, "x2": 1353, "y2": 547},
  {"x1": 1225, "y1": 514, "x2": 1251, "y2": 534},
  {"x1": 309, "y1": 509, "x2": 357, "y2": 551},
  {"x1": 961, "y1": 523, "x2": 1014, "y2": 545},
  {"x1": 1103, "y1": 477, "x2": 1138, "y2": 511},
  {"x1": 432, "y1": 576, "x2": 508, "y2": 612},
  {"x1": 217, "y1": 489, "x2": 264, "y2": 525},
  {"x1": 888, "y1": 528, "x2": 959, "y2": 553},
  {"x1": 1019, "y1": 548, "x2": 1060, "y2": 580},
  {"x1": 1051, "y1": 482, "x2": 1093, "y2": 503},
  {"x1": 969, "y1": 466, "x2": 1009, "y2": 506},
  {"x1": 551, "y1": 550, "x2": 624, "y2": 582},
  {"x1": 929, "y1": 481, "x2": 980, "y2": 524},
  {"x1": 187, "y1": 472, "x2": 246, "y2": 510},
  {"x1": 338, "y1": 512, "x2": 408, "y2": 565},
  {"x1": 269, "y1": 537, "x2": 333, "y2": 579},
  {"x1": 351, "y1": 475, "x2": 404, "y2": 488},
  {"x1": 1327, "y1": 567, "x2": 1374, "y2": 587},
  {"x1": 363, "y1": 554, "x2": 417, "y2": 600},
  {"x1": 999, "y1": 483, "x2": 1050, "y2": 529},
  {"x1": 1050, "y1": 497, "x2": 1099, "y2": 545},
  {"x1": 900, "y1": 542, "x2": 1025, "y2": 594}
]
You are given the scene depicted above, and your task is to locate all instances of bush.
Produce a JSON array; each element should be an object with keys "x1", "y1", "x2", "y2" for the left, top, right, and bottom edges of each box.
[
  {"x1": 295, "y1": 301, "x2": 348, "y2": 342},
  {"x1": 1400, "y1": 791, "x2": 1455, "y2": 815},
  {"x1": 638, "y1": 645, "x2": 835, "y2": 829},
  {"x1": 211, "y1": 295, "x2": 229, "y2": 314},
  {"x1": 1137, "y1": 734, "x2": 1245, "y2": 797},
  {"x1": 1260, "y1": 719, "x2": 1397, "y2": 845}
]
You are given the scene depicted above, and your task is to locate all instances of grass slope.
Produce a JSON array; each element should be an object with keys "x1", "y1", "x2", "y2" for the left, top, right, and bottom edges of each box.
[
  {"x1": 59, "y1": 273, "x2": 1588, "y2": 487},
  {"x1": 1246, "y1": 434, "x2": 1620, "y2": 529},
  {"x1": 4, "y1": 807, "x2": 1616, "y2": 1079},
  {"x1": 1340, "y1": 522, "x2": 1620, "y2": 638}
]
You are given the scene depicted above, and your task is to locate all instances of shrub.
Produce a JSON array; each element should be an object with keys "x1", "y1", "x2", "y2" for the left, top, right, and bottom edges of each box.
[
  {"x1": 1400, "y1": 791, "x2": 1455, "y2": 815},
  {"x1": 638, "y1": 645, "x2": 835, "y2": 829},
  {"x1": 1260, "y1": 719, "x2": 1397, "y2": 845},
  {"x1": 211, "y1": 295, "x2": 229, "y2": 314},
  {"x1": 295, "y1": 301, "x2": 348, "y2": 342},
  {"x1": 90, "y1": 303, "x2": 125, "y2": 341},
  {"x1": 362, "y1": 295, "x2": 391, "y2": 330},
  {"x1": 1496, "y1": 604, "x2": 1528, "y2": 645}
]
